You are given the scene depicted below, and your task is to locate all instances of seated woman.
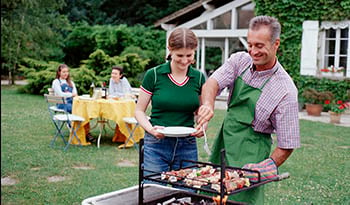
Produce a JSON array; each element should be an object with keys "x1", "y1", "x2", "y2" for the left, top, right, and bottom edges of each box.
[
  {"x1": 52, "y1": 64, "x2": 95, "y2": 142},
  {"x1": 107, "y1": 66, "x2": 135, "y2": 144},
  {"x1": 52, "y1": 64, "x2": 77, "y2": 113},
  {"x1": 108, "y1": 66, "x2": 132, "y2": 98}
]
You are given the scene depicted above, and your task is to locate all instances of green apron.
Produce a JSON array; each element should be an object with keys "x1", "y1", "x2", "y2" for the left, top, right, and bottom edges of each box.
[{"x1": 210, "y1": 66, "x2": 277, "y2": 204}]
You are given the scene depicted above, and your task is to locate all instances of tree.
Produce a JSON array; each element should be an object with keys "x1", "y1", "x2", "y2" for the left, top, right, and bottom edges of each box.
[
  {"x1": 1, "y1": 0, "x2": 70, "y2": 84},
  {"x1": 62, "y1": 0, "x2": 197, "y2": 26}
]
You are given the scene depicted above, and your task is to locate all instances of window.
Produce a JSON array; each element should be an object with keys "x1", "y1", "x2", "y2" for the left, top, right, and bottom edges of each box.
[
  {"x1": 300, "y1": 20, "x2": 350, "y2": 78},
  {"x1": 320, "y1": 21, "x2": 349, "y2": 77},
  {"x1": 191, "y1": 22, "x2": 207, "y2": 30},
  {"x1": 236, "y1": 2, "x2": 255, "y2": 29},
  {"x1": 212, "y1": 11, "x2": 231, "y2": 29}
]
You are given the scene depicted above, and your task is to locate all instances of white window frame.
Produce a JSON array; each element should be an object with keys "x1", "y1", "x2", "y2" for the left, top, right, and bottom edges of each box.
[{"x1": 319, "y1": 21, "x2": 350, "y2": 78}]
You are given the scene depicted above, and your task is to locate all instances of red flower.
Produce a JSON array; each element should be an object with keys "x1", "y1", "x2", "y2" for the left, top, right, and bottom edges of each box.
[
  {"x1": 337, "y1": 100, "x2": 343, "y2": 104},
  {"x1": 344, "y1": 102, "x2": 350, "y2": 108},
  {"x1": 320, "y1": 69, "x2": 330, "y2": 72},
  {"x1": 339, "y1": 105, "x2": 345, "y2": 110},
  {"x1": 324, "y1": 100, "x2": 331, "y2": 104}
]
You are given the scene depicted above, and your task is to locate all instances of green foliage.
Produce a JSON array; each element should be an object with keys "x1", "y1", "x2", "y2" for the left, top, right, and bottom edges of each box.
[
  {"x1": 205, "y1": 47, "x2": 223, "y2": 72},
  {"x1": 113, "y1": 53, "x2": 150, "y2": 87},
  {"x1": 82, "y1": 49, "x2": 149, "y2": 88},
  {"x1": 62, "y1": 0, "x2": 196, "y2": 26},
  {"x1": 70, "y1": 66, "x2": 98, "y2": 94},
  {"x1": 93, "y1": 24, "x2": 132, "y2": 57},
  {"x1": 19, "y1": 49, "x2": 149, "y2": 95},
  {"x1": 18, "y1": 57, "x2": 99, "y2": 95},
  {"x1": 18, "y1": 59, "x2": 59, "y2": 95},
  {"x1": 295, "y1": 75, "x2": 350, "y2": 102},
  {"x1": 63, "y1": 22, "x2": 97, "y2": 67},
  {"x1": 81, "y1": 49, "x2": 118, "y2": 76},
  {"x1": 64, "y1": 24, "x2": 165, "y2": 68},
  {"x1": 302, "y1": 88, "x2": 333, "y2": 104},
  {"x1": 125, "y1": 25, "x2": 166, "y2": 68},
  {"x1": 1, "y1": 0, "x2": 70, "y2": 83},
  {"x1": 325, "y1": 99, "x2": 350, "y2": 114}
]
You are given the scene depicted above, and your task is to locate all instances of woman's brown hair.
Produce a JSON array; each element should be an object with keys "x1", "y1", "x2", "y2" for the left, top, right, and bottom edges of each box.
[
  {"x1": 112, "y1": 65, "x2": 125, "y2": 78},
  {"x1": 55, "y1": 64, "x2": 73, "y2": 87},
  {"x1": 168, "y1": 27, "x2": 198, "y2": 51}
]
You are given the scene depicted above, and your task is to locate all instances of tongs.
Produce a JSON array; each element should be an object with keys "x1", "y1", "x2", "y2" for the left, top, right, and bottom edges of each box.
[{"x1": 202, "y1": 125, "x2": 212, "y2": 156}]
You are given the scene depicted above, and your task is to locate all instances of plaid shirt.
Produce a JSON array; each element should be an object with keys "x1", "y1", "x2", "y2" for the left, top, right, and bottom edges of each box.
[{"x1": 211, "y1": 52, "x2": 300, "y2": 149}]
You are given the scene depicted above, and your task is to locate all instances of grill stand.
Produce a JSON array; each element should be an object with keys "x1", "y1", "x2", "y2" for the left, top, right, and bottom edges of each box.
[{"x1": 139, "y1": 138, "x2": 144, "y2": 205}]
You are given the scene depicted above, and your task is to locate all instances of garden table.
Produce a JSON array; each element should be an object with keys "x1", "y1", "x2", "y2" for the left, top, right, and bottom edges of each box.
[{"x1": 69, "y1": 97, "x2": 144, "y2": 148}]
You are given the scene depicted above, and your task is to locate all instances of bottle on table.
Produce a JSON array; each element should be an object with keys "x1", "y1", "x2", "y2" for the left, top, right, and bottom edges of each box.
[
  {"x1": 89, "y1": 82, "x2": 95, "y2": 98},
  {"x1": 102, "y1": 82, "x2": 107, "y2": 99}
]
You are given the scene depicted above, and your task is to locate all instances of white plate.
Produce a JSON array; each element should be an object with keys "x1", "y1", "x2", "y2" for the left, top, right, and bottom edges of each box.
[
  {"x1": 79, "y1": 96, "x2": 93, "y2": 100},
  {"x1": 158, "y1": 126, "x2": 197, "y2": 137}
]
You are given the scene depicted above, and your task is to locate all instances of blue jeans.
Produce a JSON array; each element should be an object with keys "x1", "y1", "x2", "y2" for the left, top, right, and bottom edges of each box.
[
  {"x1": 143, "y1": 132, "x2": 198, "y2": 177},
  {"x1": 57, "y1": 103, "x2": 72, "y2": 113}
]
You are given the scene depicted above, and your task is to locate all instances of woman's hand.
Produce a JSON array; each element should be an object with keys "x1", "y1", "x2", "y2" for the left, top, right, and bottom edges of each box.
[{"x1": 149, "y1": 125, "x2": 165, "y2": 139}]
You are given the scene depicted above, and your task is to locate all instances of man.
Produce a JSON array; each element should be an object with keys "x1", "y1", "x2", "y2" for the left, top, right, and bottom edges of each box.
[{"x1": 196, "y1": 16, "x2": 300, "y2": 204}]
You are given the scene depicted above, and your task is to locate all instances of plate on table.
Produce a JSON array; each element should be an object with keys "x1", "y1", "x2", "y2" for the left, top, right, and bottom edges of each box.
[
  {"x1": 158, "y1": 126, "x2": 197, "y2": 137},
  {"x1": 79, "y1": 95, "x2": 93, "y2": 100}
]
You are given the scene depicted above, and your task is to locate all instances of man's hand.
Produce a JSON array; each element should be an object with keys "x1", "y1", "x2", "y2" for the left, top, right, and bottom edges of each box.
[
  {"x1": 196, "y1": 78, "x2": 219, "y2": 129},
  {"x1": 195, "y1": 105, "x2": 214, "y2": 130},
  {"x1": 242, "y1": 158, "x2": 278, "y2": 182}
]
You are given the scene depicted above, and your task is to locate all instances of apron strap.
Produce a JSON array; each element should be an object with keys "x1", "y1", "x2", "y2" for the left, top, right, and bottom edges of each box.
[
  {"x1": 153, "y1": 67, "x2": 157, "y2": 85},
  {"x1": 260, "y1": 68, "x2": 279, "y2": 89},
  {"x1": 240, "y1": 65, "x2": 251, "y2": 76}
]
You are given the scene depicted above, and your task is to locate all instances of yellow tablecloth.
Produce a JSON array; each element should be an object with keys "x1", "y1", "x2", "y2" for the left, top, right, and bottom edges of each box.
[{"x1": 70, "y1": 97, "x2": 144, "y2": 147}]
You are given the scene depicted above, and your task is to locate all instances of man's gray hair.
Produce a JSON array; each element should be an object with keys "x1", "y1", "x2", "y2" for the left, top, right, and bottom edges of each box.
[{"x1": 249, "y1": 16, "x2": 281, "y2": 43}]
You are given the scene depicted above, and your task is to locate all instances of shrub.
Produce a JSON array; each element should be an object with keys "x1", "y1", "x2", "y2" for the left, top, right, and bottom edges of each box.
[
  {"x1": 18, "y1": 59, "x2": 59, "y2": 95},
  {"x1": 302, "y1": 88, "x2": 333, "y2": 104}
]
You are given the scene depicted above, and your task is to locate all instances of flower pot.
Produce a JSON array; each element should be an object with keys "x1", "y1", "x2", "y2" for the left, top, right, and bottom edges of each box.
[
  {"x1": 305, "y1": 104, "x2": 323, "y2": 116},
  {"x1": 322, "y1": 72, "x2": 343, "y2": 78},
  {"x1": 329, "y1": 111, "x2": 341, "y2": 124}
]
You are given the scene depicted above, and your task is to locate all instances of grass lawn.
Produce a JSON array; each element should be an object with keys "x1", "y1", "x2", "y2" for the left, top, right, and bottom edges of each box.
[{"x1": 1, "y1": 85, "x2": 350, "y2": 204}]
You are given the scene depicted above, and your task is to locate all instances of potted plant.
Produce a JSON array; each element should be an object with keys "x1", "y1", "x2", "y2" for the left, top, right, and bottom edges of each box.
[
  {"x1": 302, "y1": 88, "x2": 333, "y2": 116},
  {"x1": 324, "y1": 100, "x2": 350, "y2": 123}
]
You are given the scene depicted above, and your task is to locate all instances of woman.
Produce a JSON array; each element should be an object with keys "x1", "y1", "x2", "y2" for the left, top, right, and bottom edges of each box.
[
  {"x1": 108, "y1": 66, "x2": 132, "y2": 98},
  {"x1": 52, "y1": 64, "x2": 95, "y2": 142},
  {"x1": 135, "y1": 28, "x2": 206, "y2": 178},
  {"x1": 108, "y1": 66, "x2": 134, "y2": 143},
  {"x1": 52, "y1": 64, "x2": 77, "y2": 113}
]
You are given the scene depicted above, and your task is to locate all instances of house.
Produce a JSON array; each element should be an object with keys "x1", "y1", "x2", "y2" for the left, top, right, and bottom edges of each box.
[
  {"x1": 154, "y1": 0, "x2": 255, "y2": 79},
  {"x1": 154, "y1": 0, "x2": 349, "y2": 80}
]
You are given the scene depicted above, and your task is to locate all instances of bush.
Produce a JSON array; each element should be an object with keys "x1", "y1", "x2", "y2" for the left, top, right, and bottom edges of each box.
[
  {"x1": 18, "y1": 59, "x2": 59, "y2": 95},
  {"x1": 302, "y1": 88, "x2": 333, "y2": 104},
  {"x1": 64, "y1": 24, "x2": 165, "y2": 69},
  {"x1": 70, "y1": 66, "x2": 99, "y2": 94},
  {"x1": 19, "y1": 48, "x2": 149, "y2": 95},
  {"x1": 295, "y1": 75, "x2": 350, "y2": 102}
]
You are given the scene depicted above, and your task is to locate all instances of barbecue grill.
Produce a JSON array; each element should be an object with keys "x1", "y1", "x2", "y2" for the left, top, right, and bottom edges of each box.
[
  {"x1": 139, "y1": 139, "x2": 290, "y2": 205},
  {"x1": 82, "y1": 139, "x2": 289, "y2": 205}
]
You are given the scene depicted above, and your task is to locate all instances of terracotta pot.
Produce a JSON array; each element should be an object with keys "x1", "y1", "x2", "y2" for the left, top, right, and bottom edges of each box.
[
  {"x1": 329, "y1": 111, "x2": 341, "y2": 124},
  {"x1": 305, "y1": 104, "x2": 323, "y2": 116}
]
